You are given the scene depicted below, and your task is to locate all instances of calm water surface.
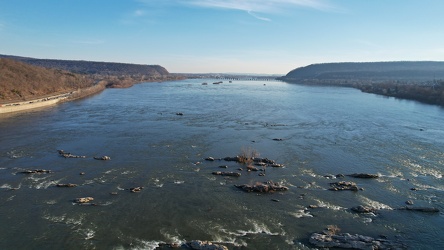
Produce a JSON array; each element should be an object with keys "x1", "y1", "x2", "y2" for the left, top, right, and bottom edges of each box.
[{"x1": 1, "y1": 79, "x2": 443, "y2": 249}]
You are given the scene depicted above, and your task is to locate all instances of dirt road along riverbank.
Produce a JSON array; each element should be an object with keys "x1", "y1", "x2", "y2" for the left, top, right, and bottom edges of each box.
[{"x1": 0, "y1": 92, "x2": 73, "y2": 114}]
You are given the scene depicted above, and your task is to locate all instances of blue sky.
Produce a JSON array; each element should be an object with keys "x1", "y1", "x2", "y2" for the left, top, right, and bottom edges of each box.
[{"x1": 1, "y1": 0, "x2": 443, "y2": 74}]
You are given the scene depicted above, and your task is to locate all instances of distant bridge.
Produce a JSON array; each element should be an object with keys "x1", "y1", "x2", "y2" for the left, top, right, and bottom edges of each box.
[{"x1": 181, "y1": 74, "x2": 283, "y2": 82}]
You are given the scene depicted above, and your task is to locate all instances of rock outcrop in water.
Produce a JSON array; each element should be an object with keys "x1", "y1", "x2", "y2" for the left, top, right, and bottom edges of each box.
[
  {"x1": 185, "y1": 240, "x2": 228, "y2": 250},
  {"x1": 347, "y1": 173, "x2": 379, "y2": 179},
  {"x1": 397, "y1": 206, "x2": 440, "y2": 213},
  {"x1": 129, "y1": 187, "x2": 143, "y2": 193},
  {"x1": 235, "y1": 181, "x2": 289, "y2": 193},
  {"x1": 20, "y1": 169, "x2": 51, "y2": 174},
  {"x1": 56, "y1": 183, "x2": 77, "y2": 187},
  {"x1": 351, "y1": 205, "x2": 378, "y2": 214},
  {"x1": 74, "y1": 197, "x2": 94, "y2": 204},
  {"x1": 94, "y1": 156, "x2": 111, "y2": 160},
  {"x1": 212, "y1": 171, "x2": 241, "y2": 177},
  {"x1": 309, "y1": 232, "x2": 406, "y2": 249},
  {"x1": 329, "y1": 181, "x2": 360, "y2": 191},
  {"x1": 58, "y1": 149, "x2": 86, "y2": 158}
]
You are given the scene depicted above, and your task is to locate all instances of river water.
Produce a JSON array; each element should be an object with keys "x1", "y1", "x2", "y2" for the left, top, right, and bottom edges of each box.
[{"x1": 0, "y1": 79, "x2": 443, "y2": 249}]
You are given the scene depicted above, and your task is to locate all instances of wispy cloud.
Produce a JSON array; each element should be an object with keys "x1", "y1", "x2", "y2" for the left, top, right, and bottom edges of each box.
[
  {"x1": 187, "y1": 0, "x2": 338, "y2": 13},
  {"x1": 185, "y1": 0, "x2": 339, "y2": 21},
  {"x1": 133, "y1": 0, "x2": 340, "y2": 22},
  {"x1": 247, "y1": 11, "x2": 271, "y2": 21}
]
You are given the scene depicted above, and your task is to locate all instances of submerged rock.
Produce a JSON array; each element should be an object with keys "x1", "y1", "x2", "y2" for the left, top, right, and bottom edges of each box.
[
  {"x1": 20, "y1": 169, "x2": 51, "y2": 174},
  {"x1": 182, "y1": 240, "x2": 228, "y2": 250},
  {"x1": 235, "y1": 180, "x2": 289, "y2": 193},
  {"x1": 224, "y1": 156, "x2": 241, "y2": 162},
  {"x1": 397, "y1": 206, "x2": 439, "y2": 213},
  {"x1": 309, "y1": 232, "x2": 406, "y2": 249},
  {"x1": 56, "y1": 183, "x2": 77, "y2": 187},
  {"x1": 94, "y1": 156, "x2": 111, "y2": 160},
  {"x1": 58, "y1": 149, "x2": 86, "y2": 158},
  {"x1": 212, "y1": 171, "x2": 241, "y2": 177},
  {"x1": 405, "y1": 200, "x2": 414, "y2": 205},
  {"x1": 348, "y1": 173, "x2": 379, "y2": 179},
  {"x1": 329, "y1": 181, "x2": 360, "y2": 191}
]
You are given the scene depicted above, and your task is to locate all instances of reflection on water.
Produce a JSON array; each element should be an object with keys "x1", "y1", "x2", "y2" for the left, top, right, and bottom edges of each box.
[{"x1": 0, "y1": 79, "x2": 443, "y2": 249}]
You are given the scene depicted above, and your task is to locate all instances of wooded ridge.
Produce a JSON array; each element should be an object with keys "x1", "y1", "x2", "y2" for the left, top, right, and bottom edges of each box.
[
  {"x1": 0, "y1": 54, "x2": 169, "y2": 77},
  {"x1": 0, "y1": 58, "x2": 95, "y2": 103},
  {"x1": 279, "y1": 61, "x2": 444, "y2": 106},
  {"x1": 0, "y1": 55, "x2": 182, "y2": 104}
]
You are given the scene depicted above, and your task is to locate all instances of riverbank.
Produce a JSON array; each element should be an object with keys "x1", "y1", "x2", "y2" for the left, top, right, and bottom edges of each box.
[
  {"x1": 0, "y1": 76, "x2": 185, "y2": 115},
  {"x1": 0, "y1": 82, "x2": 107, "y2": 114},
  {"x1": 0, "y1": 92, "x2": 72, "y2": 114}
]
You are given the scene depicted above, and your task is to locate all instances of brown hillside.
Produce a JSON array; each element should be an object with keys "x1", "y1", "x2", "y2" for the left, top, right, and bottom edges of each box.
[{"x1": 0, "y1": 58, "x2": 94, "y2": 103}]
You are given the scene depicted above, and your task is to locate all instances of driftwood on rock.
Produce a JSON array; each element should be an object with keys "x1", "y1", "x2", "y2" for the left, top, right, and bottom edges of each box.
[
  {"x1": 309, "y1": 232, "x2": 406, "y2": 249},
  {"x1": 212, "y1": 171, "x2": 241, "y2": 177},
  {"x1": 235, "y1": 180, "x2": 289, "y2": 193},
  {"x1": 329, "y1": 181, "x2": 360, "y2": 191},
  {"x1": 348, "y1": 173, "x2": 379, "y2": 179}
]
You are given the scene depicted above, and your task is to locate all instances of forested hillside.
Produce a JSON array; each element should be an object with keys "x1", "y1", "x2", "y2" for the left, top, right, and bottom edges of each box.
[
  {"x1": 279, "y1": 61, "x2": 444, "y2": 106},
  {"x1": 0, "y1": 58, "x2": 95, "y2": 102},
  {"x1": 280, "y1": 61, "x2": 444, "y2": 82},
  {"x1": 0, "y1": 54, "x2": 169, "y2": 77}
]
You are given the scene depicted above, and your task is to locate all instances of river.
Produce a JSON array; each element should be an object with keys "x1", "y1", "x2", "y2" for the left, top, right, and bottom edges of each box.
[{"x1": 0, "y1": 79, "x2": 443, "y2": 249}]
